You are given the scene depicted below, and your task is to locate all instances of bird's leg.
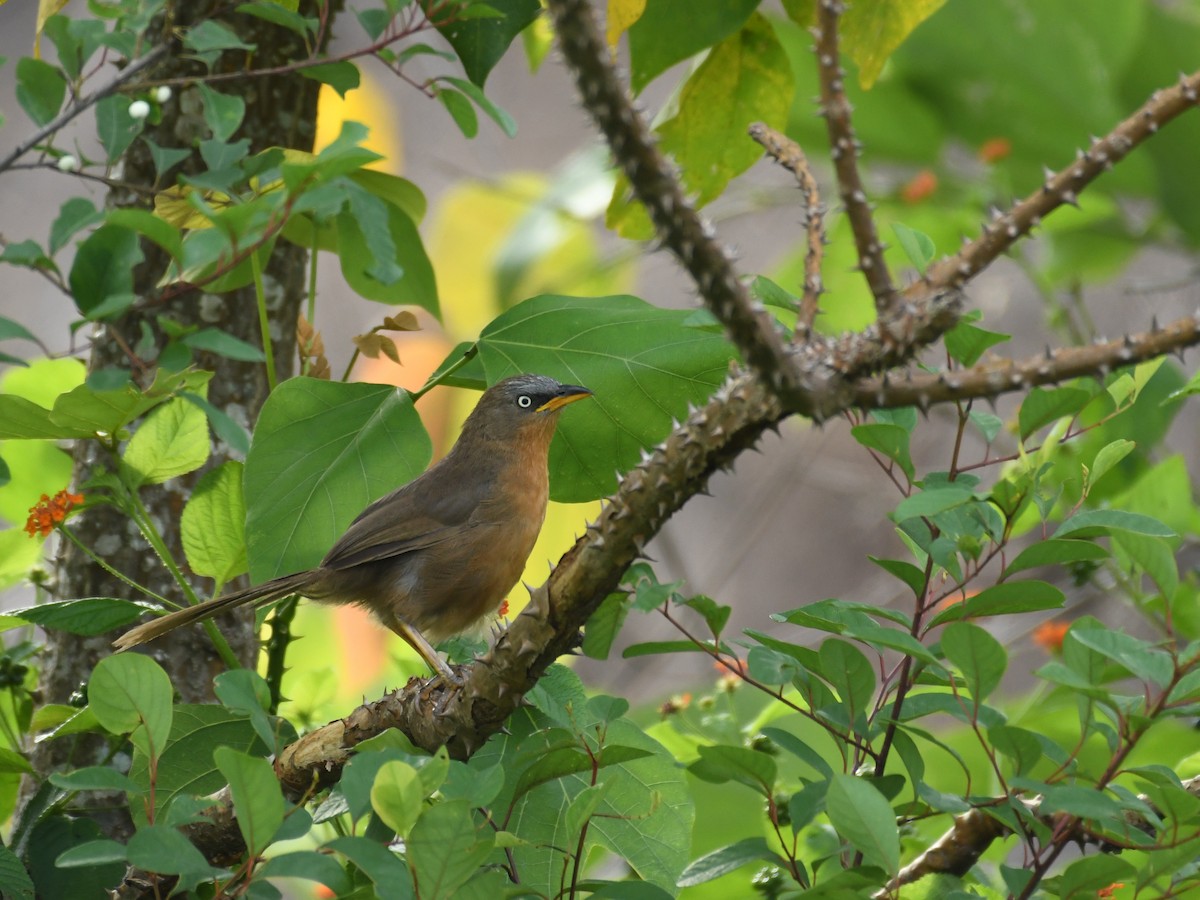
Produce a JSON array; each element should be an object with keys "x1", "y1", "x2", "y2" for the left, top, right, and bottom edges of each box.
[{"x1": 388, "y1": 619, "x2": 463, "y2": 686}]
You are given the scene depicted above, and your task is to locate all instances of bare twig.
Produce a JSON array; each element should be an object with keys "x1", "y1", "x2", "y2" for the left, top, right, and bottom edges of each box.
[
  {"x1": 916, "y1": 70, "x2": 1200, "y2": 298},
  {"x1": 544, "y1": 0, "x2": 809, "y2": 412},
  {"x1": 0, "y1": 46, "x2": 169, "y2": 176},
  {"x1": 748, "y1": 122, "x2": 825, "y2": 336},
  {"x1": 813, "y1": 0, "x2": 897, "y2": 314}
]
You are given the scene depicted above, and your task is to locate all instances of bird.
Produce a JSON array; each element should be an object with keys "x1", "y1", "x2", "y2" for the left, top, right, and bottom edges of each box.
[{"x1": 114, "y1": 374, "x2": 593, "y2": 683}]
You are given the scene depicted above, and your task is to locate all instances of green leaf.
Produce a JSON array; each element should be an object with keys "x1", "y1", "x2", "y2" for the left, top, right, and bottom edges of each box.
[
  {"x1": 183, "y1": 19, "x2": 257, "y2": 53},
  {"x1": 128, "y1": 704, "x2": 273, "y2": 825},
  {"x1": 437, "y1": 87, "x2": 478, "y2": 137},
  {"x1": 95, "y1": 94, "x2": 144, "y2": 163},
  {"x1": 0, "y1": 843, "x2": 36, "y2": 900},
  {"x1": 181, "y1": 390, "x2": 251, "y2": 456},
  {"x1": 49, "y1": 766, "x2": 138, "y2": 793},
  {"x1": 623, "y1": 640, "x2": 710, "y2": 658},
  {"x1": 868, "y1": 556, "x2": 927, "y2": 599},
  {"x1": 143, "y1": 137, "x2": 192, "y2": 179},
  {"x1": 819, "y1": 639, "x2": 876, "y2": 722},
  {"x1": 237, "y1": 1, "x2": 318, "y2": 37},
  {"x1": 437, "y1": 0, "x2": 540, "y2": 87},
  {"x1": 88, "y1": 654, "x2": 173, "y2": 760},
  {"x1": 1060, "y1": 856, "x2": 1138, "y2": 900},
  {"x1": 301, "y1": 61, "x2": 361, "y2": 97},
  {"x1": 122, "y1": 395, "x2": 211, "y2": 486},
  {"x1": 106, "y1": 208, "x2": 183, "y2": 262},
  {"x1": 49, "y1": 198, "x2": 104, "y2": 256},
  {"x1": 689, "y1": 745, "x2": 776, "y2": 792},
  {"x1": 68, "y1": 224, "x2": 144, "y2": 317},
  {"x1": 325, "y1": 835, "x2": 413, "y2": 899},
  {"x1": 891, "y1": 222, "x2": 935, "y2": 274},
  {"x1": 440, "y1": 76, "x2": 517, "y2": 137},
  {"x1": 988, "y1": 726, "x2": 1043, "y2": 777},
  {"x1": 407, "y1": 799, "x2": 495, "y2": 900},
  {"x1": 677, "y1": 837, "x2": 787, "y2": 887},
  {"x1": 514, "y1": 744, "x2": 652, "y2": 798},
  {"x1": 928, "y1": 580, "x2": 1064, "y2": 627},
  {"x1": 1018, "y1": 386, "x2": 1093, "y2": 440},
  {"x1": 0, "y1": 316, "x2": 39, "y2": 346},
  {"x1": 371, "y1": 760, "x2": 424, "y2": 837},
  {"x1": 627, "y1": 0, "x2": 760, "y2": 92},
  {"x1": 825, "y1": 774, "x2": 900, "y2": 874},
  {"x1": 126, "y1": 824, "x2": 222, "y2": 882},
  {"x1": 657, "y1": 12, "x2": 792, "y2": 206},
  {"x1": 1088, "y1": 438, "x2": 1135, "y2": 490},
  {"x1": 940, "y1": 622, "x2": 1006, "y2": 703},
  {"x1": 258, "y1": 851, "x2": 352, "y2": 895},
  {"x1": 336, "y1": 200, "x2": 439, "y2": 315},
  {"x1": 841, "y1": 0, "x2": 948, "y2": 89},
  {"x1": 968, "y1": 409, "x2": 1003, "y2": 442},
  {"x1": 1003, "y1": 538, "x2": 1109, "y2": 578},
  {"x1": 16, "y1": 58, "x2": 66, "y2": 126},
  {"x1": 852, "y1": 422, "x2": 914, "y2": 480},
  {"x1": 1055, "y1": 509, "x2": 1176, "y2": 540},
  {"x1": 29, "y1": 817, "x2": 124, "y2": 897},
  {"x1": 244, "y1": 379, "x2": 432, "y2": 581},
  {"x1": 196, "y1": 83, "x2": 246, "y2": 141},
  {"x1": 214, "y1": 747, "x2": 285, "y2": 856},
  {"x1": 0, "y1": 748, "x2": 32, "y2": 775},
  {"x1": 1069, "y1": 627, "x2": 1174, "y2": 688},
  {"x1": 891, "y1": 484, "x2": 975, "y2": 522},
  {"x1": 181, "y1": 327, "x2": 266, "y2": 362},
  {"x1": 471, "y1": 294, "x2": 736, "y2": 501},
  {"x1": 181, "y1": 461, "x2": 247, "y2": 583},
  {"x1": 944, "y1": 319, "x2": 1011, "y2": 367},
  {"x1": 8, "y1": 597, "x2": 160, "y2": 636}
]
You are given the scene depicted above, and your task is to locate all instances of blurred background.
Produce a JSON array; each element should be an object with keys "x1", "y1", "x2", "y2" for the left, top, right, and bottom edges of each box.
[{"x1": 1, "y1": 0, "x2": 1199, "y2": 725}]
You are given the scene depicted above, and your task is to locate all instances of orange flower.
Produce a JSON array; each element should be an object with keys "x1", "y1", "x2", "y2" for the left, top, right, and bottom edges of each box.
[
  {"x1": 978, "y1": 137, "x2": 1012, "y2": 164},
  {"x1": 1097, "y1": 883, "x2": 1124, "y2": 899},
  {"x1": 24, "y1": 490, "x2": 84, "y2": 538},
  {"x1": 901, "y1": 169, "x2": 938, "y2": 204},
  {"x1": 497, "y1": 599, "x2": 509, "y2": 617},
  {"x1": 714, "y1": 656, "x2": 746, "y2": 676},
  {"x1": 1033, "y1": 620, "x2": 1070, "y2": 654}
]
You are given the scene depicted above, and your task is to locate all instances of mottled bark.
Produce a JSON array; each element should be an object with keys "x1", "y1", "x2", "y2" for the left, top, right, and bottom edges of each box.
[{"x1": 28, "y1": 2, "x2": 329, "y2": 834}]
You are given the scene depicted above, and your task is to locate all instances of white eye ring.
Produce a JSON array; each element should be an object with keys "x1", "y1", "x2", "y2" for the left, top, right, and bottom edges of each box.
[{"x1": 517, "y1": 395, "x2": 533, "y2": 409}]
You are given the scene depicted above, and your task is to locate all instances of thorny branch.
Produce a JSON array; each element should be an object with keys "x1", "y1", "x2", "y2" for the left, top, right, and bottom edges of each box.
[
  {"x1": 748, "y1": 122, "x2": 826, "y2": 336},
  {"x1": 543, "y1": 0, "x2": 811, "y2": 414},
  {"x1": 919, "y1": 70, "x2": 1200, "y2": 296},
  {"x1": 813, "y1": 0, "x2": 897, "y2": 315}
]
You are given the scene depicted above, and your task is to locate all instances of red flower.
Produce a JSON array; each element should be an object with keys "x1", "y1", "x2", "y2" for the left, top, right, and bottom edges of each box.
[
  {"x1": 24, "y1": 490, "x2": 84, "y2": 538},
  {"x1": 1033, "y1": 620, "x2": 1070, "y2": 654},
  {"x1": 978, "y1": 137, "x2": 1012, "y2": 164},
  {"x1": 901, "y1": 169, "x2": 938, "y2": 204},
  {"x1": 497, "y1": 599, "x2": 509, "y2": 617}
]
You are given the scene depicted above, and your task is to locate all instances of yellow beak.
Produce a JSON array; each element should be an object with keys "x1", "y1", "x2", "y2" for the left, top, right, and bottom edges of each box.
[{"x1": 537, "y1": 385, "x2": 592, "y2": 413}]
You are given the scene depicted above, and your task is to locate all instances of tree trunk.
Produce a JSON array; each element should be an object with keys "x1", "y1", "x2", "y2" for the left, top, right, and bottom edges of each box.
[{"x1": 27, "y1": 2, "x2": 330, "y2": 836}]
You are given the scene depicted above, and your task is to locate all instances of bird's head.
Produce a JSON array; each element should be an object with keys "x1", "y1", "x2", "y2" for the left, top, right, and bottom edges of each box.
[{"x1": 460, "y1": 374, "x2": 592, "y2": 447}]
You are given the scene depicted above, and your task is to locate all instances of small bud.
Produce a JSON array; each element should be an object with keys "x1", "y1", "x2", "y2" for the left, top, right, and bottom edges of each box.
[
  {"x1": 128, "y1": 100, "x2": 151, "y2": 120},
  {"x1": 154, "y1": 86, "x2": 173, "y2": 104},
  {"x1": 57, "y1": 154, "x2": 80, "y2": 173}
]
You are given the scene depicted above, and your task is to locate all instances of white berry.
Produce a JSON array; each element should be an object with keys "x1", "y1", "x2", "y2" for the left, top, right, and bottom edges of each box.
[
  {"x1": 154, "y1": 86, "x2": 172, "y2": 103},
  {"x1": 57, "y1": 155, "x2": 80, "y2": 173},
  {"x1": 128, "y1": 100, "x2": 151, "y2": 120}
]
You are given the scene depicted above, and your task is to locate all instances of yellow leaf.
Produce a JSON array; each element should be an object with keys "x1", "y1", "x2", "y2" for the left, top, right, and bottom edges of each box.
[
  {"x1": 34, "y1": 0, "x2": 71, "y2": 57},
  {"x1": 842, "y1": 0, "x2": 947, "y2": 89},
  {"x1": 606, "y1": 0, "x2": 647, "y2": 50}
]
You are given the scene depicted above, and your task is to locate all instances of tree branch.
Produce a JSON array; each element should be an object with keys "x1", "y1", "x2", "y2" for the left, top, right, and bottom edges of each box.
[
  {"x1": 918, "y1": 70, "x2": 1200, "y2": 297},
  {"x1": 543, "y1": 0, "x2": 809, "y2": 411},
  {"x1": 853, "y1": 312, "x2": 1200, "y2": 411},
  {"x1": 0, "y1": 46, "x2": 170, "y2": 176},
  {"x1": 813, "y1": 0, "x2": 897, "y2": 314},
  {"x1": 748, "y1": 122, "x2": 826, "y2": 337}
]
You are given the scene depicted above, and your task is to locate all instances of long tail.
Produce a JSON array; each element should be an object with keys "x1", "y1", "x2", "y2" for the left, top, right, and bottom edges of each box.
[{"x1": 113, "y1": 572, "x2": 315, "y2": 651}]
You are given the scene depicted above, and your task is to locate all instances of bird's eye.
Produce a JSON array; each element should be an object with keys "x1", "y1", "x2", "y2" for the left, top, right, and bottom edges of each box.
[{"x1": 517, "y1": 395, "x2": 533, "y2": 409}]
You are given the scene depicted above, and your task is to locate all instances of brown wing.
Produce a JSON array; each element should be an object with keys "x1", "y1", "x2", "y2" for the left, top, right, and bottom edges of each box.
[{"x1": 319, "y1": 453, "x2": 497, "y2": 570}]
